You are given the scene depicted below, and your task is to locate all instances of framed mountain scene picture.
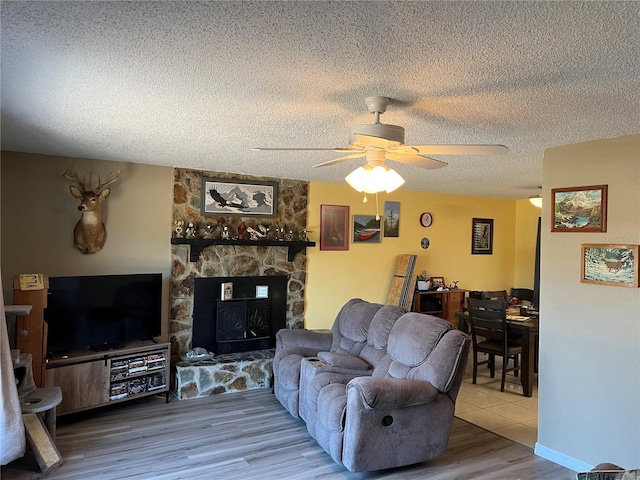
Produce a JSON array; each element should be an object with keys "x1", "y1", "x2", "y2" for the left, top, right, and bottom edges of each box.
[{"x1": 552, "y1": 185, "x2": 607, "y2": 232}]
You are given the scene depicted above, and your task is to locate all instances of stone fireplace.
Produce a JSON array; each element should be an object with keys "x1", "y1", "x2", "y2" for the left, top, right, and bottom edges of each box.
[{"x1": 169, "y1": 169, "x2": 309, "y2": 399}]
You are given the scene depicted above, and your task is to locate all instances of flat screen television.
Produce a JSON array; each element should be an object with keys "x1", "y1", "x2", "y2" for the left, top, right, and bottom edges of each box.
[{"x1": 44, "y1": 273, "x2": 162, "y2": 353}]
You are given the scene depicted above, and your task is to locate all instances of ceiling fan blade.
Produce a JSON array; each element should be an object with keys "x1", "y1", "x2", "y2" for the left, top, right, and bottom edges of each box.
[
  {"x1": 353, "y1": 134, "x2": 395, "y2": 150},
  {"x1": 387, "y1": 153, "x2": 448, "y2": 170},
  {"x1": 406, "y1": 144, "x2": 508, "y2": 156},
  {"x1": 253, "y1": 147, "x2": 357, "y2": 152},
  {"x1": 313, "y1": 152, "x2": 366, "y2": 168}
]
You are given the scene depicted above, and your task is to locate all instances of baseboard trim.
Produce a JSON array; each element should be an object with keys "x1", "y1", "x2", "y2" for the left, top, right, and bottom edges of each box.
[{"x1": 535, "y1": 442, "x2": 592, "y2": 473}]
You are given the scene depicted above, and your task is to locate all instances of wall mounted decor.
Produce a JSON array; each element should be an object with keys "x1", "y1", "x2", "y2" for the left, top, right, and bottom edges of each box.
[
  {"x1": 581, "y1": 244, "x2": 639, "y2": 287},
  {"x1": 384, "y1": 201, "x2": 400, "y2": 237},
  {"x1": 320, "y1": 205, "x2": 349, "y2": 251},
  {"x1": 421, "y1": 237, "x2": 430, "y2": 249},
  {"x1": 201, "y1": 177, "x2": 277, "y2": 216},
  {"x1": 471, "y1": 218, "x2": 493, "y2": 255},
  {"x1": 551, "y1": 185, "x2": 607, "y2": 232},
  {"x1": 419, "y1": 212, "x2": 433, "y2": 227},
  {"x1": 353, "y1": 215, "x2": 381, "y2": 243},
  {"x1": 63, "y1": 168, "x2": 120, "y2": 254}
]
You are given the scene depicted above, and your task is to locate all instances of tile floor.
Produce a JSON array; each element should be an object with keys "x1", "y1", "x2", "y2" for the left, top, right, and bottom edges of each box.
[{"x1": 455, "y1": 354, "x2": 538, "y2": 449}]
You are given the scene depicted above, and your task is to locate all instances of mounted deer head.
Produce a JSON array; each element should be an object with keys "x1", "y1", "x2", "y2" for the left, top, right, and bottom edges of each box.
[{"x1": 63, "y1": 168, "x2": 120, "y2": 254}]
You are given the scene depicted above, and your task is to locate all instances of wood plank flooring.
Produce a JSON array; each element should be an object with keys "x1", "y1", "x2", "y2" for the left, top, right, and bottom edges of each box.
[{"x1": 2, "y1": 388, "x2": 575, "y2": 480}]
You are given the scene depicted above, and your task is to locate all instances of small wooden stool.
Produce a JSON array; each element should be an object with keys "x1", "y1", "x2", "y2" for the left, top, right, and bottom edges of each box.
[{"x1": 21, "y1": 387, "x2": 64, "y2": 475}]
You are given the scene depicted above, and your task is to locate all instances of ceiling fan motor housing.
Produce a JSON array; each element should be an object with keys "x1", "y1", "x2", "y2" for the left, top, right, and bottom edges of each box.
[{"x1": 349, "y1": 123, "x2": 405, "y2": 146}]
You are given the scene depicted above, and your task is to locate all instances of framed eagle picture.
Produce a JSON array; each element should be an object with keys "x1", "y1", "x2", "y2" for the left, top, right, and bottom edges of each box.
[{"x1": 201, "y1": 178, "x2": 278, "y2": 217}]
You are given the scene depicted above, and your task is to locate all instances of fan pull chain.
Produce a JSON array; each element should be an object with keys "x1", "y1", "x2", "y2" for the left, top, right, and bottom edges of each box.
[
  {"x1": 362, "y1": 193, "x2": 368, "y2": 203},
  {"x1": 375, "y1": 192, "x2": 380, "y2": 221}
]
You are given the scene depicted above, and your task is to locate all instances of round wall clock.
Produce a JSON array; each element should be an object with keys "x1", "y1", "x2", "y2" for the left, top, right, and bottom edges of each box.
[
  {"x1": 421, "y1": 237, "x2": 430, "y2": 249},
  {"x1": 419, "y1": 212, "x2": 433, "y2": 227}
]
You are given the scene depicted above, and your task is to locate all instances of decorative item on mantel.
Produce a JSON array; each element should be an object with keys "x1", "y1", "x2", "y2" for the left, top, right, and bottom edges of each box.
[
  {"x1": 200, "y1": 222, "x2": 216, "y2": 239},
  {"x1": 185, "y1": 221, "x2": 197, "y2": 239},
  {"x1": 284, "y1": 228, "x2": 294, "y2": 242},
  {"x1": 173, "y1": 219, "x2": 184, "y2": 238}
]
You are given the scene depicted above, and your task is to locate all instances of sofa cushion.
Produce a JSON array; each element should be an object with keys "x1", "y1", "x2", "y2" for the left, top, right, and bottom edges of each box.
[
  {"x1": 387, "y1": 313, "x2": 452, "y2": 367},
  {"x1": 317, "y1": 352, "x2": 372, "y2": 371},
  {"x1": 331, "y1": 299, "x2": 383, "y2": 355},
  {"x1": 367, "y1": 305, "x2": 406, "y2": 349}
]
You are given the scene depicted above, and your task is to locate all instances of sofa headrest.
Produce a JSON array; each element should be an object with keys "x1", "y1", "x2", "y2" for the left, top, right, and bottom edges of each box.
[
  {"x1": 367, "y1": 305, "x2": 406, "y2": 349},
  {"x1": 387, "y1": 313, "x2": 452, "y2": 367},
  {"x1": 331, "y1": 298, "x2": 383, "y2": 345}
]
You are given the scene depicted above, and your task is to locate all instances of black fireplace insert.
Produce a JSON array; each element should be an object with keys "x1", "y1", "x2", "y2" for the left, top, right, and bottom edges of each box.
[{"x1": 192, "y1": 276, "x2": 287, "y2": 354}]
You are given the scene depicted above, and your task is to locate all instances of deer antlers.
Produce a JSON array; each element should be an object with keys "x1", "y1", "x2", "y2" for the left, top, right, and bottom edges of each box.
[{"x1": 62, "y1": 168, "x2": 120, "y2": 192}]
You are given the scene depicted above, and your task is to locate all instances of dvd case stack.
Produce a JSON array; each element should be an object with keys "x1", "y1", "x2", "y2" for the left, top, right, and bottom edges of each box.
[{"x1": 108, "y1": 351, "x2": 167, "y2": 401}]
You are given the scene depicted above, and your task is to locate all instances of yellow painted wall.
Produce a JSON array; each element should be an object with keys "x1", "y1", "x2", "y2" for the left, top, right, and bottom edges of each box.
[
  {"x1": 304, "y1": 182, "x2": 521, "y2": 329},
  {"x1": 513, "y1": 198, "x2": 542, "y2": 289}
]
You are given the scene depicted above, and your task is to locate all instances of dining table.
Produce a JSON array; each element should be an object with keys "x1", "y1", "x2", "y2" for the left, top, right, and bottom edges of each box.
[{"x1": 455, "y1": 310, "x2": 539, "y2": 397}]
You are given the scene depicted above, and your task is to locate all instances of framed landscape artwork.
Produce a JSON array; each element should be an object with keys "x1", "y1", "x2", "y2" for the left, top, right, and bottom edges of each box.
[
  {"x1": 551, "y1": 185, "x2": 607, "y2": 232},
  {"x1": 581, "y1": 244, "x2": 639, "y2": 288},
  {"x1": 430, "y1": 276, "x2": 445, "y2": 288},
  {"x1": 383, "y1": 201, "x2": 400, "y2": 237},
  {"x1": 320, "y1": 205, "x2": 349, "y2": 251},
  {"x1": 352, "y1": 215, "x2": 381, "y2": 243},
  {"x1": 202, "y1": 178, "x2": 277, "y2": 216},
  {"x1": 471, "y1": 218, "x2": 493, "y2": 255}
]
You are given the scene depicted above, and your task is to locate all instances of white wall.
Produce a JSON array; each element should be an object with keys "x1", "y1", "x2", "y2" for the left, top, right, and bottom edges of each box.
[
  {"x1": 536, "y1": 134, "x2": 640, "y2": 469},
  {"x1": 1, "y1": 152, "x2": 174, "y2": 340}
]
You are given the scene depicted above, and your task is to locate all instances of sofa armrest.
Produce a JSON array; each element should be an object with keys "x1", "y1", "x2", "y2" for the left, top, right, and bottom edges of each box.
[
  {"x1": 276, "y1": 329, "x2": 333, "y2": 352},
  {"x1": 347, "y1": 377, "x2": 439, "y2": 410},
  {"x1": 317, "y1": 352, "x2": 372, "y2": 371}
]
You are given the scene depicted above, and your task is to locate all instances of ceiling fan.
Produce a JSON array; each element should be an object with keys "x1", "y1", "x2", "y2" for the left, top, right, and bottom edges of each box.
[{"x1": 253, "y1": 96, "x2": 508, "y2": 194}]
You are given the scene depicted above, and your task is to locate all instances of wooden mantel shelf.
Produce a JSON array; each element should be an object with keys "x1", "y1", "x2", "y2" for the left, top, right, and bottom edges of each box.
[{"x1": 170, "y1": 238, "x2": 316, "y2": 262}]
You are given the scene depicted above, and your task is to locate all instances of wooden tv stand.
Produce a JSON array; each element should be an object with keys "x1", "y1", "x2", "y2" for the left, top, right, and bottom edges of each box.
[{"x1": 45, "y1": 340, "x2": 170, "y2": 415}]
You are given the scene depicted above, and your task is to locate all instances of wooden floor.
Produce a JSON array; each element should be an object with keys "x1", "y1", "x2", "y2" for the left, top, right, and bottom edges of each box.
[{"x1": 2, "y1": 388, "x2": 575, "y2": 480}]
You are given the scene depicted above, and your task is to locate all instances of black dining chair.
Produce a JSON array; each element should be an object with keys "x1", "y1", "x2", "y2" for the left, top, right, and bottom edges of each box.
[
  {"x1": 480, "y1": 290, "x2": 510, "y2": 306},
  {"x1": 466, "y1": 297, "x2": 523, "y2": 392},
  {"x1": 510, "y1": 288, "x2": 535, "y2": 305}
]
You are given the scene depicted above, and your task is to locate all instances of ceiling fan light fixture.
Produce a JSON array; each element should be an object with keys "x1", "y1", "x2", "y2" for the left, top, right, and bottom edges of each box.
[
  {"x1": 345, "y1": 164, "x2": 405, "y2": 194},
  {"x1": 529, "y1": 194, "x2": 543, "y2": 208}
]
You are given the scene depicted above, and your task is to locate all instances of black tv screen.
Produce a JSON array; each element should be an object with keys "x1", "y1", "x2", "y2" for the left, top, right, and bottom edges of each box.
[{"x1": 45, "y1": 273, "x2": 162, "y2": 353}]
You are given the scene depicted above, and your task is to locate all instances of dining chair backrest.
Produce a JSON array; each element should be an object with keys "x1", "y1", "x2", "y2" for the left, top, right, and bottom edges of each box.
[
  {"x1": 480, "y1": 290, "x2": 509, "y2": 307},
  {"x1": 466, "y1": 298, "x2": 509, "y2": 345},
  {"x1": 468, "y1": 291, "x2": 483, "y2": 300},
  {"x1": 510, "y1": 288, "x2": 534, "y2": 305}
]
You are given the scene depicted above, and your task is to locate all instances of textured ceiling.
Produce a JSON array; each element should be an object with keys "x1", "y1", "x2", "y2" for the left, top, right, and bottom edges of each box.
[{"x1": 1, "y1": 1, "x2": 639, "y2": 199}]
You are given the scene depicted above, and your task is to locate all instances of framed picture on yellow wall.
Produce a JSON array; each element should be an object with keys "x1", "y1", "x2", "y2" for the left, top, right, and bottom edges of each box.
[
  {"x1": 472, "y1": 218, "x2": 493, "y2": 255},
  {"x1": 320, "y1": 205, "x2": 349, "y2": 251}
]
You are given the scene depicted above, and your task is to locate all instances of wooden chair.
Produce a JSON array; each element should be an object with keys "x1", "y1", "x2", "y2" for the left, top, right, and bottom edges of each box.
[
  {"x1": 510, "y1": 288, "x2": 534, "y2": 305},
  {"x1": 466, "y1": 298, "x2": 522, "y2": 392}
]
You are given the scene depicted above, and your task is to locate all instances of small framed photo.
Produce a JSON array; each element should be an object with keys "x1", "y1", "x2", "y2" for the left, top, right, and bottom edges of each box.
[
  {"x1": 320, "y1": 205, "x2": 349, "y2": 251},
  {"x1": 581, "y1": 244, "x2": 639, "y2": 288},
  {"x1": 472, "y1": 218, "x2": 493, "y2": 255},
  {"x1": 430, "y1": 276, "x2": 445, "y2": 289},
  {"x1": 551, "y1": 185, "x2": 607, "y2": 232},
  {"x1": 202, "y1": 177, "x2": 277, "y2": 216},
  {"x1": 352, "y1": 215, "x2": 381, "y2": 243}
]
